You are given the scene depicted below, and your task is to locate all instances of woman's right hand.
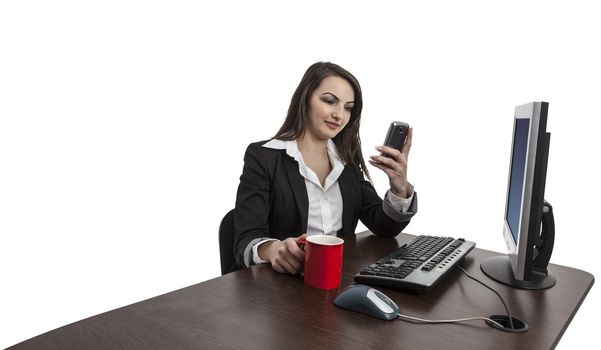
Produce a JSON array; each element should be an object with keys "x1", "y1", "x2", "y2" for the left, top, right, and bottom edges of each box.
[{"x1": 258, "y1": 234, "x2": 307, "y2": 275}]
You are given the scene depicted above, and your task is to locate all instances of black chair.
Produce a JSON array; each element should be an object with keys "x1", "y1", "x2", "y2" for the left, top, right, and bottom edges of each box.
[{"x1": 219, "y1": 209, "x2": 239, "y2": 275}]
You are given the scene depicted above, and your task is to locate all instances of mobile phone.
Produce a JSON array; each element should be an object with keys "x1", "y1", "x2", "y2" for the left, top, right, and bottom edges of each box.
[{"x1": 383, "y1": 121, "x2": 410, "y2": 157}]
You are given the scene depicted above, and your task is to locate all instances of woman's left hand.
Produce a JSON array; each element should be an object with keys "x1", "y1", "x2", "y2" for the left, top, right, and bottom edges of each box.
[{"x1": 369, "y1": 127, "x2": 413, "y2": 198}]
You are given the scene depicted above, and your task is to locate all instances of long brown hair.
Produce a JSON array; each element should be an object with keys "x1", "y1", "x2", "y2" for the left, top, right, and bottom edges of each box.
[{"x1": 274, "y1": 62, "x2": 370, "y2": 180}]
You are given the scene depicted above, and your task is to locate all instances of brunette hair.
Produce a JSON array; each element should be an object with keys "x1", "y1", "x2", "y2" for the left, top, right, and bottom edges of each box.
[{"x1": 274, "y1": 62, "x2": 370, "y2": 180}]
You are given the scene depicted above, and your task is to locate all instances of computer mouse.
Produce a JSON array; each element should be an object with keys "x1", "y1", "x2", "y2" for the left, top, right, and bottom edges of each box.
[{"x1": 333, "y1": 284, "x2": 400, "y2": 321}]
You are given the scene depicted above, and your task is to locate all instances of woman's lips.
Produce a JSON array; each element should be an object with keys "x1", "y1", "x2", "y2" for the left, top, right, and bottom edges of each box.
[{"x1": 325, "y1": 121, "x2": 340, "y2": 130}]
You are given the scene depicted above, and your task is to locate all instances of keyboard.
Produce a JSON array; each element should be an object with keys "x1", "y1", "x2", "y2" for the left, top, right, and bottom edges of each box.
[{"x1": 354, "y1": 235, "x2": 475, "y2": 292}]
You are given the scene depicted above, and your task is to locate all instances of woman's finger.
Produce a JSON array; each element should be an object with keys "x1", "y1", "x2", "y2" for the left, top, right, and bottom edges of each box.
[
  {"x1": 273, "y1": 253, "x2": 297, "y2": 274},
  {"x1": 377, "y1": 145, "x2": 403, "y2": 162},
  {"x1": 369, "y1": 159, "x2": 403, "y2": 178},
  {"x1": 370, "y1": 154, "x2": 406, "y2": 172},
  {"x1": 370, "y1": 154, "x2": 394, "y2": 167},
  {"x1": 284, "y1": 238, "x2": 305, "y2": 263},
  {"x1": 402, "y1": 127, "x2": 413, "y2": 155}
]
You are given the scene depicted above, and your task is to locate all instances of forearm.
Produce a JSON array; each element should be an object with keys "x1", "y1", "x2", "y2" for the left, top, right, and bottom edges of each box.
[{"x1": 360, "y1": 179, "x2": 418, "y2": 238}]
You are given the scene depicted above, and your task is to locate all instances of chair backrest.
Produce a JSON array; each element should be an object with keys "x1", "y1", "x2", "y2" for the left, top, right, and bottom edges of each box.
[{"x1": 219, "y1": 209, "x2": 238, "y2": 275}]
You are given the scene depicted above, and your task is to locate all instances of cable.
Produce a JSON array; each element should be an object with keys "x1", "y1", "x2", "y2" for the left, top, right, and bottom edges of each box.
[
  {"x1": 455, "y1": 266, "x2": 515, "y2": 330},
  {"x1": 396, "y1": 313, "x2": 504, "y2": 329},
  {"x1": 393, "y1": 267, "x2": 516, "y2": 331}
]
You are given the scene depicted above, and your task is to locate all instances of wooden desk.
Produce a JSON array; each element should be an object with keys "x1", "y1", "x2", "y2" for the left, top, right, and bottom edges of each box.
[{"x1": 9, "y1": 232, "x2": 594, "y2": 350}]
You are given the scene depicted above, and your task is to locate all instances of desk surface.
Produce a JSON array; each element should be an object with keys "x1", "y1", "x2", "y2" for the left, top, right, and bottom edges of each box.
[{"x1": 10, "y1": 232, "x2": 594, "y2": 350}]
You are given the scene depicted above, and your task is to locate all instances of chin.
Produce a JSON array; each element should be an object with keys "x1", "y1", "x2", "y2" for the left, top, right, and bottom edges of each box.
[
  {"x1": 323, "y1": 127, "x2": 343, "y2": 139},
  {"x1": 322, "y1": 131, "x2": 340, "y2": 140}
]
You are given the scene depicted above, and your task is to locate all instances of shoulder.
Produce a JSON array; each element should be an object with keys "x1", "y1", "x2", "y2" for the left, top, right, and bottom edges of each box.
[
  {"x1": 244, "y1": 139, "x2": 285, "y2": 158},
  {"x1": 242, "y1": 139, "x2": 290, "y2": 170}
]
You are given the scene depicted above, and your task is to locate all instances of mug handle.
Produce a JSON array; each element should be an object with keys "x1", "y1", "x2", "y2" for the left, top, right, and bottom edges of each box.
[
  {"x1": 295, "y1": 237, "x2": 307, "y2": 276},
  {"x1": 295, "y1": 237, "x2": 306, "y2": 251}
]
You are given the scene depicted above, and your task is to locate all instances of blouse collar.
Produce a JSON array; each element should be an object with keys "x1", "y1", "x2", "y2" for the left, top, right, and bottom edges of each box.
[{"x1": 263, "y1": 139, "x2": 345, "y2": 190}]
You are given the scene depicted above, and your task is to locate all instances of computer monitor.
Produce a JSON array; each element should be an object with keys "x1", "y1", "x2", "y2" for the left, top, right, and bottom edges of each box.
[{"x1": 481, "y1": 102, "x2": 556, "y2": 290}]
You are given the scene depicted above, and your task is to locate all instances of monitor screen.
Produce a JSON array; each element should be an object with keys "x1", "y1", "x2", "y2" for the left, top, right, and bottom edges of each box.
[{"x1": 506, "y1": 118, "x2": 530, "y2": 244}]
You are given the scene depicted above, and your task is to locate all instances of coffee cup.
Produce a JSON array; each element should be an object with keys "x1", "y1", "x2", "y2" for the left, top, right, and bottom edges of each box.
[{"x1": 297, "y1": 235, "x2": 344, "y2": 290}]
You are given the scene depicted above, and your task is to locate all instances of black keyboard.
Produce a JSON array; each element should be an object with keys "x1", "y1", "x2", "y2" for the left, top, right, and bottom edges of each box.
[{"x1": 354, "y1": 235, "x2": 475, "y2": 292}]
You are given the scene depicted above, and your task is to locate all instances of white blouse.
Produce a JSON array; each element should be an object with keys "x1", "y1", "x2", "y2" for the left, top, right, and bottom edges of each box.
[{"x1": 249, "y1": 139, "x2": 414, "y2": 265}]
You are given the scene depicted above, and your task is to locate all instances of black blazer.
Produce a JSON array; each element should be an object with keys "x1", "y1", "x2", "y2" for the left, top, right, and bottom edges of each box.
[{"x1": 233, "y1": 140, "x2": 418, "y2": 267}]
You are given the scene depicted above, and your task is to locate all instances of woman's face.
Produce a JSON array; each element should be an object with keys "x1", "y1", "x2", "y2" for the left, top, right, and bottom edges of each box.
[{"x1": 305, "y1": 75, "x2": 355, "y2": 141}]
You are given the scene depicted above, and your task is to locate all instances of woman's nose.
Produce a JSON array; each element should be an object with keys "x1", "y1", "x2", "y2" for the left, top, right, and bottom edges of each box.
[{"x1": 332, "y1": 106, "x2": 344, "y2": 120}]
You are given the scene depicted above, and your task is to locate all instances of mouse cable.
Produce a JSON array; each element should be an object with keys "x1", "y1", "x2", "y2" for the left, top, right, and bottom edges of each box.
[
  {"x1": 395, "y1": 313, "x2": 504, "y2": 328},
  {"x1": 455, "y1": 266, "x2": 515, "y2": 330}
]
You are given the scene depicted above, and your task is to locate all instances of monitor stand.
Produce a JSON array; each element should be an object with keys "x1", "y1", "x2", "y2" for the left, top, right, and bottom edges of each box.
[
  {"x1": 481, "y1": 256, "x2": 556, "y2": 289},
  {"x1": 481, "y1": 201, "x2": 556, "y2": 290}
]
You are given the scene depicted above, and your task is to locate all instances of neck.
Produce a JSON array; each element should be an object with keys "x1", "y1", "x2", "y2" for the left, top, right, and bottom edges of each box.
[{"x1": 297, "y1": 134, "x2": 329, "y2": 158}]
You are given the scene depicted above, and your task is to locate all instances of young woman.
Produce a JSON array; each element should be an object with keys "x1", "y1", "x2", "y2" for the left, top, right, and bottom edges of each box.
[{"x1": 233, "y1": 62, "x2": 417, "y2": 274}]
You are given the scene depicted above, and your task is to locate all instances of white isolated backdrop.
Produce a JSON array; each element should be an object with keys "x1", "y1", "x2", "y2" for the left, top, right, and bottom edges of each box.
[{"x1": 1, "y1": 1, "x2": 599, "y2": 348}]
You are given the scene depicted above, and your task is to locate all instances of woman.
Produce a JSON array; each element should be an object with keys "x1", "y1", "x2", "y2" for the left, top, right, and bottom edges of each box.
[{"x1": 233, "y1": 62, "x2": 417, "y2": 274}]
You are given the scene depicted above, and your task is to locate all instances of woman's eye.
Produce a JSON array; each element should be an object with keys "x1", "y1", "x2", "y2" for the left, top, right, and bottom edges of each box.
[
  {"x1": 322, "y1": 99, "x2": 334, "y2": 104},
  {"x1": 345, "y1": 106, "x2": 353, "y2": 112}
]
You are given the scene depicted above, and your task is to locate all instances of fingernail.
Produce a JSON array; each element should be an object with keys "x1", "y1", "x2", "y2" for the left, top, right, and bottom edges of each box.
[{"x1": 375, "y1": 146, "x2": 382, "y2": 151}]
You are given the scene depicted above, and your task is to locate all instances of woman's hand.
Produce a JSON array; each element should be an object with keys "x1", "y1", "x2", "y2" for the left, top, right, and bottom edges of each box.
[
  {"x1": 258, "y1": 233, "x2": 307, "y2": 275},
  {"x1": 369, "y1": 127, "x2": 413, "y2": 198}
]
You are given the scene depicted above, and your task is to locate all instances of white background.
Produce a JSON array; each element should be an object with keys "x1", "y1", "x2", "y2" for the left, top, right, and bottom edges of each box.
[{"x1": 1, "y1": 1, "x2": 599, "y2": 348}]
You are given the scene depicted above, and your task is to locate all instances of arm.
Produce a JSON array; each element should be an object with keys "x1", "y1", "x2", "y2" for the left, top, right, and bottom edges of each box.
[
  {"x1": 234, "y1": 143, "x2": 273, "y2": 267},
  {"x1": 364, "y1": 126, "x2": 417, "y2": 236},
  {"x1": 233, "y1": 143, "x2": 306, "y2": 273},
  {"x1": 369, "y1": 127, "x2": 413, "y2": 198}
]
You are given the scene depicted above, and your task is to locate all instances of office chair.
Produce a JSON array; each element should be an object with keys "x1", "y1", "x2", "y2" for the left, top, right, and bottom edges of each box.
[{"x1": 219, "y1": 209, "x2": 239, "y2": 275}]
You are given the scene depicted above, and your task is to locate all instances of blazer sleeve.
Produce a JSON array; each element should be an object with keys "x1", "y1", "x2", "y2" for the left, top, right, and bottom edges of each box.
[
  {"x1": 358, "y1": 169, "x2": 418, "y2": 238},
  {"x1": 233, "y1": 143, "x2": 272, "y2": 267}
]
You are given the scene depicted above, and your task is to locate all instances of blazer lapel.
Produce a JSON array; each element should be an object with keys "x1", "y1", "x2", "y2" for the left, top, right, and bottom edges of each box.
[{"x1": 283, "y1": 155, "x2": 309, "y2": 231}]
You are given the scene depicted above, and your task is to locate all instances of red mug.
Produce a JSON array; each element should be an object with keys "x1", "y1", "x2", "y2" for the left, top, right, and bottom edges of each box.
[{"x1": 297, "y1": 235, "x2": 344, "y2": 290}]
